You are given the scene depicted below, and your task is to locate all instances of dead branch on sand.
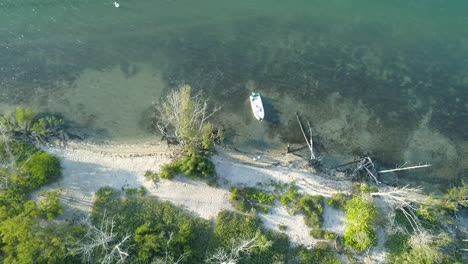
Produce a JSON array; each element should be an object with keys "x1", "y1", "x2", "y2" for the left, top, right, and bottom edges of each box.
[
  {"x1": 354, "y1": 156, "x2": 381, "y2": 185},
  {"x1": 371, "y1": 185, "x2": 424, "y2": 234}
]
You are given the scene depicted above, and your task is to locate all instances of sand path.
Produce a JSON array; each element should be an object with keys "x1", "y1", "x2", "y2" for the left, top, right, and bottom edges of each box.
[{"x1": 37, "y1": 140, "x2": 353, "y2": 247}]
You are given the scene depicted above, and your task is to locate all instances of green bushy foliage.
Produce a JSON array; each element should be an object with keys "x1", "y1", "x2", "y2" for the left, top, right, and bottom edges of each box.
[
  {"x1": 280, "y1": 185, "x2": 301, "y2": 207},
  {"x1": 360, "y1": 183, "x2": 378, "y2": 193},
  {"x1": 292, "y1": 244, "x2": 342, "y2": 264},
  {"x1": 21, "y1": 151, "x2": 61, "y2": 189},
  {"x1": 214, "y1": 211, "x2": 263, "y2": 247},
  {"x1": 444, "y1": 180, "x2": 468, "y2": 209},
  {"x1": 144, "y1": 170, "x2": 160, "y2": 184},
  {"x1": 295, "y1": 195, "x2": 324, "y2": 233},
  {"x1": 201, "y1": 123, "x2": 215, "y2": 155},
  {"x1": 390, "y1": 232, "x2": 452, "y2": 264},
  {"x1": 31, "y1": 116, "x2": 64, "y2": 136},
  {"x1": 0, "y1": 140, "x2": 38, "y2": 166},
  {"x1": 344, "y1": 196, "x2": 378, "y2": 252},
  {"x1": 416, "y1": 205, "x2": 437, "y2": 223},
  {"x1": 160, "y1": 150, "x2": 215, "y2": 180},
  {"x1": 15, "y1": 106, "x2": 34, "y2": 131},
  {"x1": 324, "y1": 231, "x2": 338, "y2": 240},
  {"x1": 91, "y1": 187, "x2": 211, "y2": 263},
  {"x1": 159, "y1": 161, "x2": 182, "y2": 179},
  {"x1": 1, "y1": 107, "x2": 64, "y2": 138},
  {"x1": 228, "y1": 187, "x2": 275, "y2": 213},
  {"x1": 179, "y1": 153, "x2": 215, "y2": 178},
  {"x1": 326, "y1": 193, "x2": 347, "y2": 208},
  {"x1": 386, "y1": 232, "x2": 410, "y2": 260},
  {"x1": 0, "y1": 185, "x2": 79, "y2": 263},
  {"x1": 38, "y1": 189, "x2": 64, "y2": 220},
  {"x1": 214, "y1": 211, "x2": 292, "y2": 263}
]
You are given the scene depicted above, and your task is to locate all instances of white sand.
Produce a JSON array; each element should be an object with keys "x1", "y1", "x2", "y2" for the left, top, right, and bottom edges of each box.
[{"x1": 37, "y1": 140, "x2": 354, "y2": 246}]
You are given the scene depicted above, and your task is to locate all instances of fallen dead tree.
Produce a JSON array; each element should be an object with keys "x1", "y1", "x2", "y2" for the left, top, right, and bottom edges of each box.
[
  {"x1": 347, "y1": 156, "x2": 432, "y2": 185},
  {"x1": 294, "y1": 112, "x2": 316, "y2": 160},
  {"x1": 371, "y1": 185, "x2": 424, "y2": 233},
  {"x1": 74, "y1": 217, "x2": 131, "y2": 264}
]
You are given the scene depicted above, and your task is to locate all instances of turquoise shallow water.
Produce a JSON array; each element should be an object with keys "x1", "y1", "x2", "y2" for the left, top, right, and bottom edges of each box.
[{"x1": 0, "y1": 0, "x2": 467, "y2": 187}]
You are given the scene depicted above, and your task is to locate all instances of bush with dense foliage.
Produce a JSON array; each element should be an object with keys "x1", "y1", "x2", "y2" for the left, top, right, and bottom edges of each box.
[
  {"x1": 229, "y1": 187, "x2": 275, "y2": 213},
  {"x1": 21, "y1": 151, "x2": 61, "y2": 189},
  {"x1": 159, "y1": 152, "x2": 215, "y2": 179},
  {"x1": 91, "y1": 187, "x2": 212, "y2": 263},
  {"x1": 0, "y1": 139, "x2": 82, "y2": 263},
  {"x1": 444, "y1": 180, "x2": 468, "y2": 210},
  {"x1": 343, "y1": 196, "x2": 378, "y2": 252},
  {"x1": 326, "y1": 193, "x2": 347, "y2": 209}
]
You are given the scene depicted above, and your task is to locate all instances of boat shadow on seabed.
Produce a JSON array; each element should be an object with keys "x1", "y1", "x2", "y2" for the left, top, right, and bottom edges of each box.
[{"x1": 258, "y1": 96, "x2": 281, "y2": 125}]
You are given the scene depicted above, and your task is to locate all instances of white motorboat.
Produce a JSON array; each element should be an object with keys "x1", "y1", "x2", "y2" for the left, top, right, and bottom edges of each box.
[{"x1": 250, "y1": 92, "x2": 264, "y2": 120}]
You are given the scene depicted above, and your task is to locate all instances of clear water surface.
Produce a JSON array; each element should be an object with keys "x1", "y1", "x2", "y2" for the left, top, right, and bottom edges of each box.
[{"x1": 1, "y1": 0, "x2": 467, "y2": 189}]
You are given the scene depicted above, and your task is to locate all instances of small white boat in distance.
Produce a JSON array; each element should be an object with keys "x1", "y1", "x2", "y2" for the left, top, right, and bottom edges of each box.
[{"x1": 250, "y1": 92, "x2": 264, "y2": 120}]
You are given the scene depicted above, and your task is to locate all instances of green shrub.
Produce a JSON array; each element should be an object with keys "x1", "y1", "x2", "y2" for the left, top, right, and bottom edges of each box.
[
  {"x1": 292, "y1": 244, "x2": 342, "y2": 264},
  {"x1": 91, "y1": 187, "x2": 212, "y2": 263},
  {"x1": 310, "y1": 228, "x2": 324, "y2": 238},
  {"x1": 179, "y1": 153, "x2": 215, "y2": 178},
  {"x1": 343, "y1": 196, "x2": 378, "y2": 252},
  {"x1": 38, "y1": 189, "x2": 64, "y2": 220},
  {"x1": 360, "y1": 184, "x2": 369, "y2": 193},
  {"x1": 326, "y1": 193, "x2": 346, "y2": 209},
  {"x1": 391, "y1": 232, "x2": 452, "y2": 264},
  {"x1": 15, "y1": 106, "x2": 34, "y2": 131},
  {"x1": 0, "y1": 140, "x2": 38, "y2": 166},
  {"x1": 201, "y1": 123, "x2": 214, "y2": 155},
  {"x1": 138, "y1": 186, "x2": 147, "y2": 196},
  {"x1": 280, "y1": 185, "x2": 301, "y2": 207},
  {"x1": 386, "y1": 232, "x2": 410, "y2": 258},
  {"x1": 159, "y1": 161, "x2": 181, "y2": 179},
  {"x1": 21, "y1": 151, "x2": 61, "y2": 189},
  {"x1": 228, "y1": 187, "x2": 275, "y2": 213},
  {"x1": 295, "y1": 195, "x2": 324, "y2": 229},
  {"x1": 248, "y1": 191, "x2": 275, "y2": 205},
  {"x1": 230, "y1": 188, "x2": 240, "y2": 200},
  {"x1": 324, "y1": 232, "x2": 337, "y2": 240},
  {"x1": 144, "y1": 170, "x2": 160, "y2": 184},
  {"x1": 359, "y1": 184, "x2": 378, "y2": 193},
  {"x1": 416, "y1": 205, "x2": 437, "y2": 223},
  {"x1": 444, "y1": 180, "x2": 468, "y2": 209}
]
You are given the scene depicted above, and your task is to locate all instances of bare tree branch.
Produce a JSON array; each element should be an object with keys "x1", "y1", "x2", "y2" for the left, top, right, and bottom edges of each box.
[
  {"x1": 378, "y1": 163, "x2": 432, "y2": 174},
  {"x1": 354, "y1": 157, "x2": 381, "y2": 184},
  {"x1": 153, "y1": 232, "x2": 188, "y2": 264},
  {"x1": 295, "y1": 112, "x2": 316, "y2": 160},
  {"x1": 206, "y1": 231, "x2": 271, "y2": 264},
  {"x1": 74, "y1": 217, "x2": 131, "y2": 264},
  {"x1": 371, "y1": 185, "x2": 424, "y2": 233},
  {"x1": 153, "y1": 85, "x2": 220, "y2": 145}
]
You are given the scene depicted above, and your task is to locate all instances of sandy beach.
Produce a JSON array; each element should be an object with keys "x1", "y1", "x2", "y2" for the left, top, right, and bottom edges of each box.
[{"x1": 36, "y1": 140, "x2": 354, "y2": 247}]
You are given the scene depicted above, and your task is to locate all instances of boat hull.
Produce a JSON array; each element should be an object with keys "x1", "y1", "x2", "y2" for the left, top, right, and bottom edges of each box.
[{"x1": 250, "y1": 93, "x2": 264, "y2": 120}]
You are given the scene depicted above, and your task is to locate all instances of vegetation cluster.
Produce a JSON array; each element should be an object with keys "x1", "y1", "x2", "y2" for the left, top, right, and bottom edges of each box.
[
  {"x1": 0, "y1": 139, "x2": 83, "y2": 263},
  {"x1": 152, "y1": 85, "x2": 222, "y2": 180},
  {"x1": 0, "y1": 106, "x2": 65, "y2": 143},
  {"x1": 343, "y1": 196, "x2": 378, "y2": 252},
  {"x1": 229, "y1": 184, "x2": 338, "y2": 240},
  {"x1": 89, "y1": 187, "x2": 342, "y2": 264}
]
